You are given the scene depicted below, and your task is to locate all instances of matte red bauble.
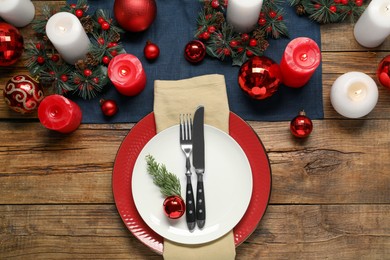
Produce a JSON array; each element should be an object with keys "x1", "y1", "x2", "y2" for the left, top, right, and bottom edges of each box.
[
  {"x1": 114, "y1": 0, "x2": 157, "y2": 32},
  {"x1": 184, "y1": 40, "x2": 206, "y2": 63},
  {"x1": 290, "y1": 110, "x2": 313, "y2": 138},
  {"x1": 144, "y1": 40, "x2": 160, "y2": 60},
  {"x1": 163, "y1": 195, "x2": 185, "y2": 219},
  {"x1": 238, "y1": 56, "x2": 282, "y2": 100},
  {"x1": 3, "y1": 75, "x2": 44, "y2": 114},
  {"x1": 0, "y1": 22, "x2": 24, "y2": 66},
  {"x1": 377, "y1": 55, "x2": 390, "y2": 90}
]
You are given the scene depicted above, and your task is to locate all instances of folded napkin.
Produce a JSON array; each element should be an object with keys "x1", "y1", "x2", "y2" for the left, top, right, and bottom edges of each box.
[{"x1": 153, "y1": 74, "x2": 235, "y2": 259}]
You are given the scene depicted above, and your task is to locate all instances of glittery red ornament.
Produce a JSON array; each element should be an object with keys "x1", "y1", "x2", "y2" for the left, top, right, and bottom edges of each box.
[
  {"x1": 0, "y1": 22, "x2": 24, "y2": 66},
  {"x1": 290, "y1": 110, "x2": 313, "y2": 138},
  {"x1": 377, "y1": 55, "x2": 390, "y2": 90},
  {"x1": 100, "y1": 99, "x2": 118, "y2": 117},
  {"x1": 184, "y1": 40, "x2": 206, "y2": 64},
  {"x1": 144, "y1": 40, "x2": 160, "y2": 61},
  {"x1": 3, "y1": 75, "x2": 44, "y2": 114},
  {"x1": 114, "y1": 0, "x2": 157, "y2": 32},
  {"x1": 238, "y1": 56, "x2": 282, "y2": 100},
  {"x1": 163, "y1": 195, "x2": 185, "y2": 219}
]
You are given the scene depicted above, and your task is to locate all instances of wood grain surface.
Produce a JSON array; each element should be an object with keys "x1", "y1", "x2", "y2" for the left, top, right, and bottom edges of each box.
[{"x1": 1, "y1": 1, "x2": 389, "y2": 259}]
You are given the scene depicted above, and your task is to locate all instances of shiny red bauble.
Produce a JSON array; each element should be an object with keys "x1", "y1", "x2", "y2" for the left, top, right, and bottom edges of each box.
[
  {"x1": 377, "y1": 55, "x2": 390, "y2": 90},
  {"x1": 184, "y1": 40, "x2": 206, "y2": 63},
  {"x1": 3, "y1": 75, "x2": 44, "y2": 114},
  {"x1": 100, "y1": 99, "x2": 118, "y2": 117},
  {"x1": 238, "y1": 56, "x2": 282, "y2": 100},
  {"x1": 144, "y1": 41, "x2": 160, "y2": 61},
  {"x1": 0, "y1": 22, "x2": 24, "y2": 66},
  {"x1": 163, "y1": 195, "x2": 185, "y2": 219},
  {"x1": 290, "y1": 111, "x2": 313, "y2": 138},
  {"x1": 114, "y1": 0, "x2": 157, "y2": 32}
]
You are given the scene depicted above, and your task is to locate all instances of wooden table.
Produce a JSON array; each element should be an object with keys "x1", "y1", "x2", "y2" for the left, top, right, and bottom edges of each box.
[{"x1": 1, "y1": 1, "x2": 389, "y2": 259}]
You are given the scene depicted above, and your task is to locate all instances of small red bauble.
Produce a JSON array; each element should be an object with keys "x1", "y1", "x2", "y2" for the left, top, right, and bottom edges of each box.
[
  {"x1": 290, "y1": 111, "x2": 313, "y2": 138},
  {"x1": 75, "y1": 9, "x2": 84, "y2": 18},
  {"x1": 3, "y1": 75, "x2": 44, "y2": 114},
  {"x1": 238, "y1": 56, "x2": 283, "y2": 100},
  {"x1": 100, "y1": 99, "x2": 118, "y2": 117},
  {"x1": 144, "y1": 40, "x2": 160, "y2": 61},
  {"x1": 114, "y1": 0, "x2": 157, "y2": 32},
  {"x1": 377, "y1": 55, "x2": 390, "y2": 90},
  {"x1": 184, "y1": 40, "x2": 206, "y2": 64},
  {"x1": 0, "y1": 22, "x2": 24, "y2": 66},
  {"x1": 163, "y1": 195, "x2": 185, "y2": 219}
]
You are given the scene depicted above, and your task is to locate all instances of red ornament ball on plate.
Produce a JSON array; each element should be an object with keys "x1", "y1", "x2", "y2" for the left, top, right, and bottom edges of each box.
[
  {"x1": 100, "y1": 99, "x2": 118, "y2": 117},
  {"x1": 114, "y1": 0, "x2": 157, "y2": 32},
  {"x1": 290, "y1": 111, "x2": 313, "y2": 138},
  {"x1": 184, "y1": 40, "x2": 206, "y2": 64},
  {"x1": 238, "y1": 56, "x2": 282, "y2": 100},
  {"x1": 163, "y1": 195, "x2": 185, "y2": 219},
  {"x1": 0, "y1": 22, "x2": 24, "y2": 66},
  {"x1": 3, "y1": 75, "x2": 44, "y2": 114},
  {"x1": 377, "y1": 55, "x2": 390, "y2": 90}
]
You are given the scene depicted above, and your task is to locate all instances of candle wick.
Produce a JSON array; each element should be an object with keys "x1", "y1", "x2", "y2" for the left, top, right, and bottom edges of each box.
[
  {"x1": 300, "y1": 53, "x2": 308, "y2": 61},
  {"x1": 58, "y1": 26, "x2": 66, "y2": 32}
]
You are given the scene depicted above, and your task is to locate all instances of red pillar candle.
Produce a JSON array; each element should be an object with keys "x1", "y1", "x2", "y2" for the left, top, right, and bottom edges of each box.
[
  {"x1": 38, "y1": 94, "x2": 82, "y2": 134},
  {"x1": 280, "y1": 37, "x2": 321, "y2": 88},
  {"x1": 108, "y1": 53, "x2": 147, "y2": 96}
]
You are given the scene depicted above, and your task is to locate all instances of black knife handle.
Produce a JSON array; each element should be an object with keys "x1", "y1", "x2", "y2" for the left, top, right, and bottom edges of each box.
[
  {"x1": 185, "y1": 176, "x2": 196, "y2": 231},
  {"x1": 196, "y1": 174, "x2": 205, "y2": 228}
]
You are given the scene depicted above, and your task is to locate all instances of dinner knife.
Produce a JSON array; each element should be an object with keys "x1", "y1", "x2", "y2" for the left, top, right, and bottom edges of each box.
[{"x1": 192, "y1": 105, "x2": 206, "y2": 229}]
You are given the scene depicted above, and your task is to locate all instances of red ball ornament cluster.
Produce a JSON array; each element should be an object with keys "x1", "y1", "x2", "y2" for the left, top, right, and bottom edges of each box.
[
  {"x1": 0, "y1": 22, "x2": 24, "y2": 66},
  {"x1": 3, "y1": 75, "x2": 44, "y2": 114},
  {"x1": 290, "y1": 111, "x2": 313, "y2": 138}
]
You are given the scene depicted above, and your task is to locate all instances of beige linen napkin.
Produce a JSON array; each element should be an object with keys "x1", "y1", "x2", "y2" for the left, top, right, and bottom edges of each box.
[{"x1": 153, "y1": 74, "x2": 235, "y2": 260}]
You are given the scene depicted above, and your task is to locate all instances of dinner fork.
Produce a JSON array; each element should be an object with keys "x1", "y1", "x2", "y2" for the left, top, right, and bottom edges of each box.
[{"x1": 180, "y1": 114, "x2": 196, "y2": 232}]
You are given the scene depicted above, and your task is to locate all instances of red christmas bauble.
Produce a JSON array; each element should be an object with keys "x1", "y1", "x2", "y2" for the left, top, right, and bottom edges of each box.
[
  {"x1": 163, "y1": 195, "x2": 185, "y2": 219},
  {"x1": 238, "y1": 56, "x2": 282, "y2": 100},
  {"x1": 184, "y1": 40, "x2": 206, "y2": 63},
  {"x1": 377, "y1": 55, "x2": 390, "y2": 90},
  {"x1": 144, "y1": 40, "x2": 160, "y2": 60},
  {"x1": 100, "y1": 99, "x2": 118, "y2": 117},
  {"x1": 0, "y1": 22, "x2": 24, "y2": 66},
  {"x1": 114, "y1": 0, "x2": 157, "y2": 32},
  {"x1": 290, "y1": 111, "x2": 313, "y2": 138},
  {"x1": 3, "y1": 75, "x2": 44, "y2": 114}
]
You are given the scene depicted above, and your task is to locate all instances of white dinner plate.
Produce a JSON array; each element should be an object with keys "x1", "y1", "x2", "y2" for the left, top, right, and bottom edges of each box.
[{"x1": 132, "y1": 124, "x2": 253, "y2": 245}]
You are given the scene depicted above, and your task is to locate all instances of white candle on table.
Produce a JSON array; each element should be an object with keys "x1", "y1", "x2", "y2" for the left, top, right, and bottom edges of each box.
[
  {"x1": 45, "y1": 12, "x2": 91, "y2": 65},
  {"x1": 330, "y1": 72, "x2": 378, "y2": 118},
  {"x1": 226, "y1": 0, "x2": 263, "y2": 33},
  {"x1": 0, "y1": 0, "x2": 35, "y2": 27},
  {"x1": 353, "y1": 0, "x2": 390, "y2": 48}
]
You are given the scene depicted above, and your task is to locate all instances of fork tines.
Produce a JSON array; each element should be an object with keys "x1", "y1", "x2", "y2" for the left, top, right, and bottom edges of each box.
[{"x1": 180, "y1": 114, "x2": 192, "y2": 141}]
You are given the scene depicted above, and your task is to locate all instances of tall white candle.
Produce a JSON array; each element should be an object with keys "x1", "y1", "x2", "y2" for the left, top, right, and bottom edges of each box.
[
  {"x1": 330, "y1": 72, "x2": 378, "y2": 118},
  {"x1": 353, "y1": 0, "x2": 390, "y2": 48},
  {"x1": 0, "y1": 0, "x2": 35, "y2": 27},
  {"x1": 45, "y1": 12, "x2": 91, "y2": 65},
  {"x1": 226, "y1": 0, "x2": 263, "y2": 33}
]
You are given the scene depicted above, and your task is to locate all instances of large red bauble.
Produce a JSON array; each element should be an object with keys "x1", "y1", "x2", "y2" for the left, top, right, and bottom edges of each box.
[
  {"x1": 377, "y1": 55, "x2": 390, "y2": 90},
  {"x1": 3, "y1": 75, "x2": 44, "y2": 114},
  {"x1": 163, "y1": 195, "x2": 185, "y2": 219},
  {"x1": 238, "y1": 56, "x2": 282, "y2": 100},
  {"x1": 0, "y1": 22, "x2": 24, "y2": 66},
  {"x1": 114, "y1": 0, "x2": 157, "y2": 32}
]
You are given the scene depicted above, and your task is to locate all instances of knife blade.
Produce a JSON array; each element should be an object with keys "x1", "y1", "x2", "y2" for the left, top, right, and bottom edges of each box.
[{"x1": 192, "y1": 105, "x2": 206, "y2": 228}]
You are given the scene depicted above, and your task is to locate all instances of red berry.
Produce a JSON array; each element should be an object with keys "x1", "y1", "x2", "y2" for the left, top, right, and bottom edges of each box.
[
  {"x1": 60, "y1": 74, "x2": 68, "y2": 82},
  {"x1": 102, "y1": 56, "x2": 111, "y2": 65},
  {"x1": 229, "y1": 40, "x2": 239, "y2": 48},
  {"x1": 84, "y1": 69, "x2": 92, "y2": 77},
  {"x1": 355, "y1": 0, "x2": 363, "y2": 6},
  {"x1": 36, "y1": 56, "x2": 45, "y2": 65},
  {"x1": 249, "y1": 39, "x2": 257, "y2": 47},
  {"x1": 269, "y1": 11, "x2": 277, "y2": 18},
  {"x1": 341, "y1": 0, "x2": 348, "y2": 4},
  {"x1": 266, "y1": 26, "x2": 272, "y2": 33},
  {"x1": 110, "y1": 50, "x2": 118, "y2": 57},
  {"x1": 101, "y1": 22, "x2": 110, "y2": 30},
  {"x1": 211, "y1": 0, "x2": 220, "y2": 9},
  {"x1": 75, "y1": 9, "x2": 83, "y2": 18},
  {"x1": 35, "y1": 43, "x2": 43, "y2": 50},
  {"x1": 241, "y1": 33, "x2": 249, "y2": 42},
  {"x1": 201, "y1": 31, "x2": 210, "y2": 40},
  {"x1": 92, "y1": 77, "x2": 100, "y2": 84},
  {"x1": 98, "y1": 37, "x2": 105, "y2": 45},
  {"x1": 277, "y1": 15, "x2": 283, "y2": 21},
  {"x1": 107, "y1": 42, "x2": 118, "y2": 48},
  {"x1": 223, "y1": 48, "x2": 231, "y2": 56},
  {"x1": 258, "y1": 18, "x2": 267, "y2": 26},
  {"x1": 144, "y1": 41, "x2": 160, "y2": 60},
  {"x1": 51, "y1": 54, "x2": 60, "y2": 62},
  {"x1": 163, "y1": 195, "x2": 185, "y2": 219},
  {"x1": 207, "y1": 26, "x2": 216, "y2": 33},
  {"x1": 330, "y1": 5, "x2": 337, "y2": 12},
  {"x1": 314, "y1": 3, "x2": 321, "y2": 9},
  {"x1": 246, "y1": 50, "x2": 254, "y2": 57},
  {"x1": 70, "y1": 4, "x2": 76, "y2": 8},
  {"x1": 97, "y1": 17, "x2": 105, "y2": 24}
]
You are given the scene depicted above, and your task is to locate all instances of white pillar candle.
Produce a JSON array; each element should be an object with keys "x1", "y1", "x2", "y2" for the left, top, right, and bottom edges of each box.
[
  {"x1": 330, "y1": 72, "x2": 378, "y2": 118},
  {"x1": 45, "y1": 12, "x2": 91, "y2": 65},
  {"x1": 0, "y1": 0, "x2": 35, "y2": 27},
  {"x1": 226, "y1": 0, "x2": 263, "y2": 33},
  {"x1": 353, "y1": 0, "x2": 390, "y2": 48}
]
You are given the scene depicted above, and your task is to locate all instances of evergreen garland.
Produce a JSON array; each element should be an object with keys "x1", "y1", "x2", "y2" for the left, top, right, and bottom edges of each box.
[
  {"x1": 25, "y1": 0, "x2": 125, "y2": 99},
  {"x1": 290, "y1": 0, "x2": 367, "y2": 24},
  {"x1": 195, "y1": 0, "x2": 289, "y2": 66}
]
